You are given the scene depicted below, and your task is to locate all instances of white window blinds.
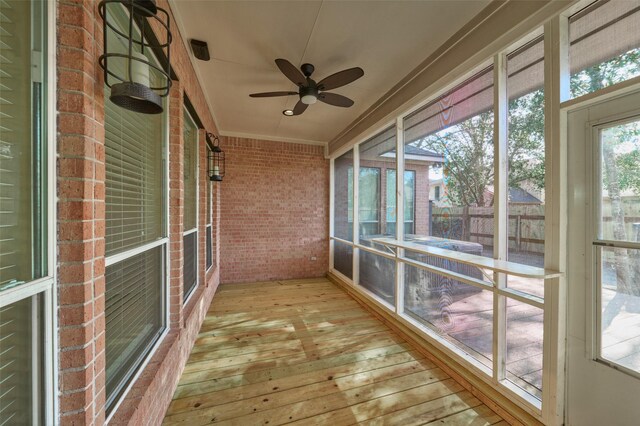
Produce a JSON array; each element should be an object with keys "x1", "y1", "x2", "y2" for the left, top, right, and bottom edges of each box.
[
  {"x1": 105, "y1": 98, "x2": 165, "y2": 255},
  {"x1": 183, "y1": 110, "x2": 197, "y2": 231}
]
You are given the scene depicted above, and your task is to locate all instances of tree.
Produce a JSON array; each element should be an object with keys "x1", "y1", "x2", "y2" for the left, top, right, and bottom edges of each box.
[{"x1": 411, "y1": 88, "x2": 545, "y2": 207}]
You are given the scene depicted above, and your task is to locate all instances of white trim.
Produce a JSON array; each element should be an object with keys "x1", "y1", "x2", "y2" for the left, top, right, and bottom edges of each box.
[
  {"x1": 493, "y1": 51, "x2": 508, "y2": 384},
  {"x1": 183, "y1": 227, "x2": 198, "y2": 237},
  {"x1": 104, "y1": 238, "x2": 169, "y2": 267},
  {"x1": 395, "y1": 116, "x2": 405, "y2": 316},
  {"x1": 218, "y1": 130, "x2": 328, "y2": 147},
  {"x1": 329, "y1": 157, "x2": 335, "y2": 271},
  {"x1": 542, "y1": 14, "x2": 569, "y2": 426},
  {"x1": 352, "y1": 146, "x2": 360, "y2": 287},
  {"x1": 0, "y1": 277, "x2": 54, "y2": 308},
  {"x1": 46, "y1": 0, "x2": 58, "y2": 418}
]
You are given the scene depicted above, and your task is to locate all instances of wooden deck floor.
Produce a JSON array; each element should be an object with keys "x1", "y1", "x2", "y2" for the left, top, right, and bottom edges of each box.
[{"x1": 163, "y1": 278, "x2": 506, "y2": 425}]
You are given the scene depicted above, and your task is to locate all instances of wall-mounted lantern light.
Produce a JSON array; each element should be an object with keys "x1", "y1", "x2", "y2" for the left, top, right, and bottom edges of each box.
[
  {"x1": 207, "y1": 133, "x2": 225, "y2": 182},
  {"x1": 99, "y1": 0, "x2": 172, "y2": 114}
]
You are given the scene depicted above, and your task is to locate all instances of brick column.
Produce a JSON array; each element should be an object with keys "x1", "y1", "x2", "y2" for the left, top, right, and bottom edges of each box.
[
  {"x1": 169, "y1": 81, "x2": 185, "y2": 328},
  {"x1": 56, "y1": 0, "x2": 106, "y2": 423}
]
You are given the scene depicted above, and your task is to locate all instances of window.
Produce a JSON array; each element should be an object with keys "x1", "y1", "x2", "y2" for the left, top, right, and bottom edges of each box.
[
  {"x1": 402, "y1": 66, "x2": 495, "y2": 369},
  {"x1": 183, "y1": 108, "x2": 198, "y2": 300},
  {"x1": 348, "y1": 167, "x2": 381, "y2": 237},
  {"x1": 0, "y1": 0, "x2": 52, "y2": 422},
  {"x1": 330, "y1": 27, "x2": 560, "y2": 411},
  {"x1": 404, "y1": 66, "x2": 495, "y2": 254},
  {"x1": 104, "y1": 5, "x2": 167, "y2": 413},
  {"x1": 569, "y1": 0, "x2": 640, "y2": 99},
  {"x1": 386, "y1": 169, "x2": 416, "y2": 235},
  {"x1": 505, "y1": 32, "x2": 545, "y2": 398},
  {"x1": 357, "y1": 129, "x2": 397, "y2": 305},
  {"x1": 595, "y1": 119, "x2": 640, "y2": 375},
  {"x1": 333, "y1": 150, "x2": 354, "y2": 279}
]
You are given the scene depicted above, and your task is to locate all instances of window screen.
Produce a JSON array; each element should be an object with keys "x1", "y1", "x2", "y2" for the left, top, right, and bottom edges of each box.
[{"x1": 570, "y1": 0, "x2": 640, "y2": 98}]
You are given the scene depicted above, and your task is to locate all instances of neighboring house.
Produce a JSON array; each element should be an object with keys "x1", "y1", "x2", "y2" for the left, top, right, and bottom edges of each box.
[{"x1": 335, "y1": 143, "x2": 443, "y2": 239}]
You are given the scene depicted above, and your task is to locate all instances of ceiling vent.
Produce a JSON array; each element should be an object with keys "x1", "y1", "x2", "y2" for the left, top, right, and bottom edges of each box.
[{"x1": 190, "y1": 39, "x2": 210, "y2": 61}]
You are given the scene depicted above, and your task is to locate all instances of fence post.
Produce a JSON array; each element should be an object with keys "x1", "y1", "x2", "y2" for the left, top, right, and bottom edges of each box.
[
  {"x1": 428, "y1": 201, "x2": 433, "y2": 236},
  {"x1": 516, "y1": 214, "x2": 522, "y2": 252},
  {"x1": 462, "y1": 205, "x2": 470, "y2": 241}
]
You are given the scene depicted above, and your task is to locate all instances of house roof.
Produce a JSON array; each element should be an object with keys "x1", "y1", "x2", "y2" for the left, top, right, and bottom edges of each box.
[
  {"x1": 508, "y1": 187, "x2": 542, "y2": 204},
  {"x1": 404, "y1": 145, "x2": 444, "y2": 159}
]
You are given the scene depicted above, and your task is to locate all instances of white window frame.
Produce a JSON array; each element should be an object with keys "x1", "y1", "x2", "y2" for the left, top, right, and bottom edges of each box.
[
  {"x1": 182, "y1": 108, "x2": 199, "y2": 303},
  {"x1": 102, "y1": 13, "x2": 171, "y2": 417},
  {"x1": 0, "y1": 1, "x2": 57, "y2": 423}
]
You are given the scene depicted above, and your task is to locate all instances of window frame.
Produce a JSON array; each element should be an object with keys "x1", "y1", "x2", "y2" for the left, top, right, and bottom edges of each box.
[
  {"x1": 182, "y1": 107, "x2": 199, "y2": 303},
  {"x1": 0, "y1": 0, "x2": 57, "y2": 423},
  {"x1": 102, "y1": 6, "x2": 170, "y2": 417}
]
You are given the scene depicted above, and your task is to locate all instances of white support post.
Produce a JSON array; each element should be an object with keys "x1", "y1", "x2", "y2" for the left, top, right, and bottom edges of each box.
[
  {"x1": 329, "y1": 157, "x2": 335, "y2": 271},
  {"x1": 353, "y1": 147, "x2": 360, "y2": 286},
  {"x1": 493, "y1": 52, "x2": 508, "y2": 383},
  {"x1": 395, "y1": 117, "x2": 405, "y2": 314},
  {"x1": 542, "y1": 15, "x2": 569, "y2": 426}
]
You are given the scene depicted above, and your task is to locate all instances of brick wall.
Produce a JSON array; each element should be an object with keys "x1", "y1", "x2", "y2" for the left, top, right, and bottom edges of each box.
[
  {"x1": 56, "y1": 0, "x2": 221, "y2": 424},
  {"x1": 219, "y1": 137, "x2": 329, "y2": 284}
]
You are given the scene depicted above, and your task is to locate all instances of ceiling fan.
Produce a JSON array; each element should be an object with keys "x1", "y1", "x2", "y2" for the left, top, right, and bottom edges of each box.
[{"x1": 249, "y1": 59, "x2": 364, "y2": 116}]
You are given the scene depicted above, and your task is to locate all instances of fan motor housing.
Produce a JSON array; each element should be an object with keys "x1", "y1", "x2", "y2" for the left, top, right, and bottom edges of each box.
[{"x1": 299, "y1": 85, "x2": 318, "y2": 98}]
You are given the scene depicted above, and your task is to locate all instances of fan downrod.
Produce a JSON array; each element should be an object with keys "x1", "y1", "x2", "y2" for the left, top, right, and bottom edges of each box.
[{"x1": 301, "y1": 63, "x2": 315, "y2": 77}]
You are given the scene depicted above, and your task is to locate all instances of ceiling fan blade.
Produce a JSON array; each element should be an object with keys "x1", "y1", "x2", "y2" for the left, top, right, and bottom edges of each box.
[
  {"x1": 275, "y1": 59, "x2": 306, "y2": 87},
  {"x1": 291, "y1": 100, "x2": 308, "y2": 115},
  {"x1": 318, "y1": 92, "x2": 354, "y2": 108},
  {"x1": 249, "y1": 91, "x2": 298, "y2": 98},
  {"x1": 317, "y1": 67, "x2": 364, "y2": 91}
]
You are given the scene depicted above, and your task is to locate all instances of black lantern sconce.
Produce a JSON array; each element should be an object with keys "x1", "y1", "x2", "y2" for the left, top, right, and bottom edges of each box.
[
  {"x1": 207, "y1": 133, "x2": 225, "y2": 182},
  {"x1": 98, "y1": 0, "x2": 172, "y2": 114}
]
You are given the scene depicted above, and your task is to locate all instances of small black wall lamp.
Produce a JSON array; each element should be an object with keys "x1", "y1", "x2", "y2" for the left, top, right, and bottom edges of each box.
[{"x1": 207, "y1": 133, "x2": 225, "y2": 182}]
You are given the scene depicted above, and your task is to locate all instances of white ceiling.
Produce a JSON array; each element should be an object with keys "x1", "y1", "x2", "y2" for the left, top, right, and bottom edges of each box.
[{"x1": 172, "y1": 0, "x2": 491, "y2": 144}]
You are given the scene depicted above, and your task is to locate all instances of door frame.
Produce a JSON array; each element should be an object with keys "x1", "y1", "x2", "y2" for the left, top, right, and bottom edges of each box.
[{"x1": 564, "y1": 81, "x2": 640, "y2": 425}]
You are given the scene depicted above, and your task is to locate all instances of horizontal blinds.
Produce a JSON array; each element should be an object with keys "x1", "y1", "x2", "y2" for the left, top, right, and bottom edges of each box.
[
  {"x1": 206, "y1": 224, "x2": 212, "y2": 269},
  {"x1": 183, "y1": 110, "x2": 197, "y2": 231},
  {"x1": 105, "y1": 92, "x2": 164, "y2": 255},
  {"x1": 0, "y1": 297, "x2": 37, "y2": 425},
  {"x1": 105, "y1": 246, "x2": 163, "y2": 407},
  {"x1": 183, "y1": 232, "x2": 197, "y2": 300},
  {"x1": 0, "y1": 0, "x2": 35, "y2": 288}
]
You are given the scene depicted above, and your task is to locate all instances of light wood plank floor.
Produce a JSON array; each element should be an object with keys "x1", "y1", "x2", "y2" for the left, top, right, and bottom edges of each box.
[{"x1": 163, "y1": 278, "x2": 504, "y2": 425}]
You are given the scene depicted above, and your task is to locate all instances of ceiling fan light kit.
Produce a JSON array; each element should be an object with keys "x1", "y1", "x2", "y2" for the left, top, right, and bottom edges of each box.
[{"x1": 250, "y1": 58, "x2": 364, "y2": 116}]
